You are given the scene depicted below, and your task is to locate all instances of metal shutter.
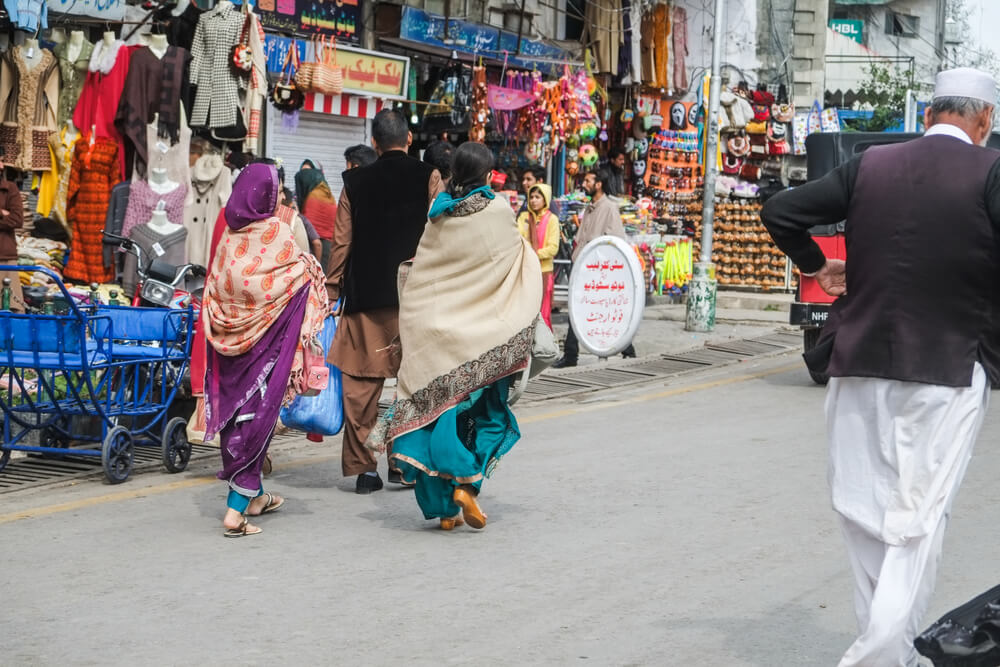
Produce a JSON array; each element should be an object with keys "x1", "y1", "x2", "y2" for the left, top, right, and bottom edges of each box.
[{"x1": 265, "y1": 110, "x2": 370, "y2": 197}]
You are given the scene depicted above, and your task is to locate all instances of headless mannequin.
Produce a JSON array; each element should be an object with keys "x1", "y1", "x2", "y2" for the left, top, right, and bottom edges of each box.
[
  {"x1": 21, "y1": 38, "x2": 43, "y2": 69},
  {"x1": 149, "y1": 168, "x2": 179, "y2": 195},
  {"x1": 103, "y1": 31, "x2": 117, "y2": 49},
  {"x1": 64, "y1": 119, "x2": 79, "y2": 142},
  {"x1": 67, "y1": 30, "x2": 85, "y2": 62},
  {"x1": 147, "y1": 207, "x2": 183, "y2": 235},
  {"x1": 148, "y1": 34, "x2": 168, "y2": 59}
]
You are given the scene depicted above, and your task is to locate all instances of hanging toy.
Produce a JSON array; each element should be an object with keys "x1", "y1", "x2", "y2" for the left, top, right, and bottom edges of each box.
[
  {"x1": 632, "y1": 159, "x2": 646, "y2": 178},
  {"x1": 566, "y1": 160, "x2": 580, "y2": 176},
  {"x1": 566, "y1": 133, "x2": 581, "y2": 149},
  {"x1": 567, "y1": 147, "x2": 579, "y2": 161},
  {"x1": 578, "y1": 144, "x2": 599, "y2": 167},
  {"x1": 599, "y1": 105, "x2": 611, "y2": 142},
  {"x1": 579, "y1": 122, "x2": 598, "y2": 142},
  {"x1": 637, "y1": 137, "x2": 649, "y2": 157},
  {"x1": 524, "y1": 141, "x2": 542, "y2": 164}
]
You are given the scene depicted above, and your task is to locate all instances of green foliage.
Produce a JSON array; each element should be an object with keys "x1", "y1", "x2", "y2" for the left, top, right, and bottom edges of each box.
[{"x1": 849, "y1": 63, "x2": 914, "y2": 132}]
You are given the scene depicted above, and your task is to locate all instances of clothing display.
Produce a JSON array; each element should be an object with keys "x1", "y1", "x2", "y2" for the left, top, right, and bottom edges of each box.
[
  {"x1": 120, "y1": 179, "x2": 187, "y2": 241},
  {"x1": 164, "y1": 3, "x2": 204, "y2": 52},
  {"x1": 242, "y1": 9, "x2": 267, "y2": 155},
  {"x1": 671, "y1": 6, "x2": 689, "y2": 92},
  {"x1": 37, "y1": 126, "x2": 77, "y2": 228},
  {"x1": 185, "y1": 153, "x2": 232, "y2": 267},
  {"x1": 121, "y1": 223, "x2": 187, "y2": 296},
  {"x1": 3, "y1": 0, "x2": 47, "y2": 33},
  {"x1": 53, "y1": 38, "x2": 94, "y2": 127},
  {"x1": 73, "y1": 41, "x2": 135, "y2": 180},
  {"x1": 584, "y1": 0, "x2": 623, "y2": 76},
  {"x1": 189, "y1": 1, "x2": 246, "y2": 130},
  {"x1": 65, "y1": 135, "x2": 118, "y2": 284},
  {"x1": 103, "y1": 180, "x2": 130, "y2": 270},
  {"x1": 116, "y1": 45, "x2": 192, "y2": 177},
  {"x1": 142, "y1": 122, "x2": 192, "y2": 196},
  {"x1": 0, "y1": 47, "x2": 59, "y2": 172}
]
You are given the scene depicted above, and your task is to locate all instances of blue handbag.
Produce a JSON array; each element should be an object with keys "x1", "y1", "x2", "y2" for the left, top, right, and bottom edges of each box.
[{"x1": 280, "y1": 315, "x2": 344, "y2": 435}]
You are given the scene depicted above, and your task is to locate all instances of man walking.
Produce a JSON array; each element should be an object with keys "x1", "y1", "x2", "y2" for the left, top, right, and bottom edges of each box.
[
  {"x1": 326, "y1": 110, "x2": 443, "y2": 494},
  {"x1": 761, "y1": 68, "x2": 1000, "y2": 666},
  {"x1": 553, "y1": 166, "x2": 635, "y2": 368}
]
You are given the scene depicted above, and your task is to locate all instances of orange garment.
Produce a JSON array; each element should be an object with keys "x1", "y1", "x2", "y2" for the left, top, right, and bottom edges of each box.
[
  {"x1": 65, "y1": 135, "x2": 117, "y2": 284},
  {"x1": 653, "y1": 4, "x2": 670, "y2": 89}
]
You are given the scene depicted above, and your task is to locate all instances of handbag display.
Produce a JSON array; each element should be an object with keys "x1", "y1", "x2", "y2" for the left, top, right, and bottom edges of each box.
[
  {"x1": 271, "y1": 45, "x2": 305, "y2": 112},
  {"x1": 0, "y1": 54, "x2": 19, "y2": 162},
  {"x1": 279, "y1": 315, "x2": 344, "y2": 436},
  {"x1": 310, "y1": 36, "x2": 344, "y2": 96},
  {"x1": 293, "y1": 36, "x2": 318, "y2": 92},
  {"x1": 231, "y1": 12, "x2": 254, "y2": 79},
  {"x1": 30, "y1": 72, "x2": 54, "y2": 171},
  {"x1": 726, "y1": 133, "x2": 751, "y2": 157}
]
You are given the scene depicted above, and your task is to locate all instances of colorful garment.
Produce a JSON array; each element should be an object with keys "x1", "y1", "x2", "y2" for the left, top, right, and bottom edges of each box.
[
  {"x1": 0, "y1": 47, "x2": 59, "y2": 172},
  {"x1": 120, "y1": 179, "x2": 187, "y2": 241},
  {"x1": 203, "y1": 164, "x2": 327, "y2": 404},
  {"x1": 53, "y1": 38, "x2": 94, "y2": 127},
  {"x1": 73, "y1": 41, "x2": 135, "y2": 180},
  {"x1": 65, "y1": 135, "x2": 118, "y2": 284},
  {"x1": 371, "y1": 189, "x2": 541, "y2": 521}
]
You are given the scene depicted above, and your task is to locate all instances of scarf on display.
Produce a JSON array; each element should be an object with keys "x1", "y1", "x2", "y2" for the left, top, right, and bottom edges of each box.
[
  {"x1": 427, "y1": 185, "x2": 495, "y2": 219},
  {"x1": 366, "y1": 195, "x2": 541, "y2": 452},
  {"x1": 88, "y1": 39, "x2": 123, "y2": 74},
  {"x1": 157, "y1": 46, "x2": 188, "y2": 143},
  {"x1": 205, "y1": 163, "x2": 328, "y2": 404}
]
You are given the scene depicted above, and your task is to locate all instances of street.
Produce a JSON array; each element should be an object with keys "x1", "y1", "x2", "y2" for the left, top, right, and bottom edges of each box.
[{"x1": 4, "y1": 351, "x2": 1000, "y2": 666}]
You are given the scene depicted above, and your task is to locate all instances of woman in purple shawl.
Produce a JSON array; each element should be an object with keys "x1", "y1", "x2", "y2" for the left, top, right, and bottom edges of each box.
[{"x1": 203, "y1": 163, "x2": 328, "y2": 538}]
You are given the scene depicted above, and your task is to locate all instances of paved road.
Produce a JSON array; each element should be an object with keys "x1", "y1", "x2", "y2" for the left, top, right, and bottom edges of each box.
[{"x1": 4, "y1": 352, "x2": 999, "y2": 666}]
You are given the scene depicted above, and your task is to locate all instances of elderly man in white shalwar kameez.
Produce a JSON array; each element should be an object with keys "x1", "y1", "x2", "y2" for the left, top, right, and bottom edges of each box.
[{"x1": 762, "y1": 67, "x2": 1000, "y2": 667}]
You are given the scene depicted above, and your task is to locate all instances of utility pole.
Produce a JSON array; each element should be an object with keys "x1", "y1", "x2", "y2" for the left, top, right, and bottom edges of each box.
[{"x1": 685, "y1": 0, "x2": 726, "y2": 332}]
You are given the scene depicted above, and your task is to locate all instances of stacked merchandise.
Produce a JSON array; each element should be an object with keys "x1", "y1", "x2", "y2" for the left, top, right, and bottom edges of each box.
[
  {"x1": 691, "y1": 199, "x2": 788, "y2": 290},
  {"x1": 18, "y1": 236, "x2": 68, "y2": 287}
]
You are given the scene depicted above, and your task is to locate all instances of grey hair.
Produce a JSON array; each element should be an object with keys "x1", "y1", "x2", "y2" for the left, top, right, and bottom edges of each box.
[{"x1": 930, "y1": 96, "x2": 994, "y2": 117}]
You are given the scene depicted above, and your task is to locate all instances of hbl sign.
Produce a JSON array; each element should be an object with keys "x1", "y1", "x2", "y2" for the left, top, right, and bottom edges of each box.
[{"x1": 830, "y1": 19, "x2": 864, "y2": 44}]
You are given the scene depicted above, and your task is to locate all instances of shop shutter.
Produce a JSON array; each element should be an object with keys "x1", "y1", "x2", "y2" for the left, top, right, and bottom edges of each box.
[{"x1": 265, "y1": 110, "x2": 370, "y2": 197}]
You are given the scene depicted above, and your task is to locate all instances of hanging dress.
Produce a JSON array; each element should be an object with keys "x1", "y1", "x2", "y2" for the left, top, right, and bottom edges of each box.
[{"x1": 65, "y1": 133, "x2": 118, "y2": 284}]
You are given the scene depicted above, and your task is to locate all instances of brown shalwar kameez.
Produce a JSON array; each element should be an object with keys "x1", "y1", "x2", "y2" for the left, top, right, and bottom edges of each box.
[{"x1": 326, "y1": 172, "x2": 443, "y2": 476}]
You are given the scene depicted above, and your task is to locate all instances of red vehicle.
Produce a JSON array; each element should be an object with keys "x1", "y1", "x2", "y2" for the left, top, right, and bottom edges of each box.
[{"x1": 792, "y1": 131, "x2": 1000, "y2": 384}]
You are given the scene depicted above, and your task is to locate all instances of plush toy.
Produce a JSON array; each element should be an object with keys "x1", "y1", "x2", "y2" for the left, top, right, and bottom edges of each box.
[
  {"x1": 566, "y1": 160, "x2": 580, "y2": 176},
  {"x1": 579, "y1": 122, "x2": 598, "y2": 141},
  {"x1": 567, "y1": 147, "x2": 579, "y2": 161},
  {"x1": 579, "y1": 143, "x2": 598, "y2": 167}
]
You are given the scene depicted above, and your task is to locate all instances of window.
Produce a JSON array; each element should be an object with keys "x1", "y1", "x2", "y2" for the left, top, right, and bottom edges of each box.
[
  {"x1": 565, "y1": 0, "x2": 584, "y2": 41},
  {"x1": 885, "y1": 11, "x2": 919, "y2": 38}
]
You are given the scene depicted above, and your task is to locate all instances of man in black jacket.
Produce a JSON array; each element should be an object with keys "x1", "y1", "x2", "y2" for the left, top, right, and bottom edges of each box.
[
  {"x1": 761, "y1": 68, "x2": 1000, "y2": 666},
  {"x1": 326, "y1": 110, "x2": 443, "y2": 494}
]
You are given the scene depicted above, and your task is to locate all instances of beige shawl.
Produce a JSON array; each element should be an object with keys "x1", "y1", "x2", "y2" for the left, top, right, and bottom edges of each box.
[{"x1": 369, "y1": 194, "x2": 542, "y2": 450}]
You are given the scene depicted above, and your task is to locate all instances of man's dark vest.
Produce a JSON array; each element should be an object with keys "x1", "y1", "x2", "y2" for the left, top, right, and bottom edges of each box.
[
  {"x1": 341, "y1": 150, "x2": 435, "y2": 315},
  {"x1": 827, "y1": 134, "x2": 1000, "y2": 386}
]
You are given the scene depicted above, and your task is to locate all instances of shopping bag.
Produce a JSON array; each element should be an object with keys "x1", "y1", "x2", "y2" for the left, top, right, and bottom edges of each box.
[
  {"x1": 915, "y1": 582, "x2": 1000, "y2": 666},
  {"x1": 279, "y1": 315, "x2": 343, "y2": 435}
]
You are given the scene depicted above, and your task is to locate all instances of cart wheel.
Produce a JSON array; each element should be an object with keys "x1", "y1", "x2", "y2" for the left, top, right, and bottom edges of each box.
[
  {"x1": 0, "y1": 447, "x2": 9, "y2": 473},
  {"x1": 803, "y1": 327, "x2": 830, "y2": 386},
  {"x1": 161, "y1": 417, "x2": 191, "y2": 474},
  {"x1": 102, "y1": 426, "x2": 134, "y2": 484}
]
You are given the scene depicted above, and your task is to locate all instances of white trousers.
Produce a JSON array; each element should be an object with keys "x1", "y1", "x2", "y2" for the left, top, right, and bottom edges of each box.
[{"x1": 826, "y1": 365, "x2": 990, "y2": 667}]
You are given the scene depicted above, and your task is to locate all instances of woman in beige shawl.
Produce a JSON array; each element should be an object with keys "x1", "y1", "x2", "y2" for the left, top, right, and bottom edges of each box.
[{"x1": 369, "y1": 142, "x2": 542, "y2": 530}]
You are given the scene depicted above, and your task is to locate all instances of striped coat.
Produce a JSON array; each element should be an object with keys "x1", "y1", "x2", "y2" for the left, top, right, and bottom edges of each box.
[{"x1": 189, "y1": 1, "x2": 246, "y2": 130}]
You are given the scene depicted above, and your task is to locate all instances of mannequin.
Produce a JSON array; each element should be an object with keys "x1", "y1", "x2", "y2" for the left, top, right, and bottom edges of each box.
[
  {"x1": 21, "y1": 38, "x2": 42, "y2": 68},
  {"x1": 103, "y1": 31, "x2": 117, "y2": 48},
  {"x1": 50, "y1": 28, "x2": 67, "y2": 44},
  {"x1": 64, "y1": 119, "x2": 78, "y2": 141},
  {"x1": 147, "y1": 204, "x2": 183, "y2": 235},
  {"x1": 148, "y1": 34, "x2": 169, "y2": 59},
  {"x1": 67, "y1": 30, "x2": 85, "y2": 62},
  {"x1": 149, "y1": 168, "x2": 179, "y2": 195}
]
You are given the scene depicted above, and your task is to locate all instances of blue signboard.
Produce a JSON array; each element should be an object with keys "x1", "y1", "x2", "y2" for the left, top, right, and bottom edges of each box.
[{"x1": 399, "y1": 7, "x2": 573, "y2": 75}]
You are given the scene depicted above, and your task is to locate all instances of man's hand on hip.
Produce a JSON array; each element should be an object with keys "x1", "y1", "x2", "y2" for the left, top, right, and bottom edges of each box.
[{"x1": 816, "y1": 259, "x2": 847, "y2": 297}]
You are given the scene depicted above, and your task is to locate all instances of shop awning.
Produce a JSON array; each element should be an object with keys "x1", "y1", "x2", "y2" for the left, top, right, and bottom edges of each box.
[
  {"x1": 303, "y1": 93, "x2": 389, "y2": 119},
  {"x1": 834, "y1": 1, "x2": 893, "y2": 5}
]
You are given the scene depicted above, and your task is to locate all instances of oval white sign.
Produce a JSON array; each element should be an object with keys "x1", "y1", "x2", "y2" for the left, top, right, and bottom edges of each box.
[{"x1": 567, "y1": 235, "x2": 645, "y2": 357}]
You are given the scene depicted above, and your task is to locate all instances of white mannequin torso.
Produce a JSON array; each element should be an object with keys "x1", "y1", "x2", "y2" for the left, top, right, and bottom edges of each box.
[
  {"x1": 102, "y1": 32, "x2": 117, "y2": 49},
  {"x1": 148, "y1": 168, "x2": 180, "y2": 195},
  {"x1": 148, "y1": 34, "x2": 168, "y2": 59},
  {"x1": 147, "y1": 207, "x2": 183, "y2": 236},
  {"x1": 67, "y1": 31, "x2": 85, "y2": 62},
  {"x1": 20, "y1": 39, "x2": 43, "y2": 69}
]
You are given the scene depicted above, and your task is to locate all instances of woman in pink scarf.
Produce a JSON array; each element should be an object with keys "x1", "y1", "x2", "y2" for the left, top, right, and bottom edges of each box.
[{"x1": 203, "y1": 163, "x2": 327, "y2": 538}]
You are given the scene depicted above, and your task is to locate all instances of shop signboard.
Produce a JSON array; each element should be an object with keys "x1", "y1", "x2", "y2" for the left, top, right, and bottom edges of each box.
[
  {"x1": 399, "y1": 7, "x2": 572, "y2": 75},
  {"x1": 256, "y1": 0, "x2": 359, "y2": 42},
  {"x1": 49, "y1": 0, "x2": 124, "y2": 21},
  {"x1": 829, "y1": 19, "x2": 864, "y2": 44},
  {"x1": 568, "y1": 236, "x2": 646, "y2": 357},
  {"x1": 264, "y1": 36, "x2": 409, "y2": 99}
]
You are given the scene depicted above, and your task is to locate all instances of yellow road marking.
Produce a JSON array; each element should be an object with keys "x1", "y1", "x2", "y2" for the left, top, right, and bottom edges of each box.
[{"x1": 0, "y1": 362, "x2": 801, "y2": 525}]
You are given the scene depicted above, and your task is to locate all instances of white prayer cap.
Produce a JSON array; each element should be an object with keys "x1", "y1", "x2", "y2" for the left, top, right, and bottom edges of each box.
[{"x1": 933, "y1": 67, "x2": 998, "y2": 105}]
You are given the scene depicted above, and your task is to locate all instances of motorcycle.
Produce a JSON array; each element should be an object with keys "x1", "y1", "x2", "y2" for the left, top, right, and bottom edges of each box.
[{"x1": 102, "y1": 232, "x2": 206, "y2": 310}]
